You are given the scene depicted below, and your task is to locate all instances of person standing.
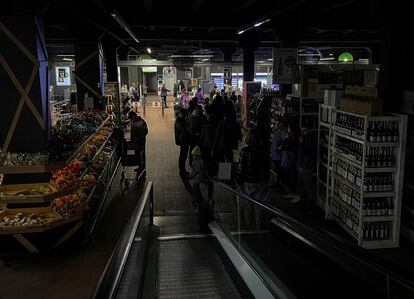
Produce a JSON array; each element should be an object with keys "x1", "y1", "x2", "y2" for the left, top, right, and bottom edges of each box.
[
  {"x1": 175, "y1": 109, "x2": 192, "y2": 179},
  {"x1": 297, "y1": 124, "x2": 317, "y2": 209},
  {"x1": 129, "y1": 83, "x2": 139, "y2": 102},
  {"x1": 281, "y1": 123, "x2": 300, "y2": 202},
  {"x1": 129, "y1": 111, "x2": 148, "y2": 174},
  {"x1": 189, "y1": 105, "x2": 206, "y2": 166},
  {"x1": 173, "y1": 83, "x2": 178, "y2": 101},
  {"x1": 238, "y1": 128, "x2": 270, "y2": 229},
  {"x1": 271, "y1": 118, "x2": 286, "y2": 189},
  {"x1": 195, "y1": 88, "x2": 204, "y2": 104},
  {"x1": 161, "y1": 83, "x2": 170, "y2": 108}
]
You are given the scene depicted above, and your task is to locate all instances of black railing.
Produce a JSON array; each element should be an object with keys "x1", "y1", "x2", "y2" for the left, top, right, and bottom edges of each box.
[
  {"x1": 210, "y1": 179, "x2": 414, "y2": 298},
  {"x1": 92, "y1": 181, "x2": 153, "y2": 299}
]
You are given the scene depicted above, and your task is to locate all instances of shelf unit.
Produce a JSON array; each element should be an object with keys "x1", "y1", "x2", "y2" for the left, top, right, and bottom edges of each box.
[
  {"x1": 316, "y1": 105, "x2": 334, "y2": 217},
  {"x1": 400, "y1": 110, "x2": 414, "y2": 242},
  {"x1": 286, "y1": 94, "x2": 323, "y2": 129},
  {"x1": 318, "y1": 106, "x2": 407, "y2": 249}
]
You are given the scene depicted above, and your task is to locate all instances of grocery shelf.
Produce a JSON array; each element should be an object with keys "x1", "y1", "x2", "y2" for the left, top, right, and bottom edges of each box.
[
  {"x1": 0, "y1": 162, "x2": 65, "y2": 175},
  {"x1": 365, "y1": 167, "x2": 397, "y2": 173},
  {"x1": 334, "y1": 129, "x2": 364, "y2": 144},
  {"x1": 320, "y1": 121, "x2": 330, "y2": 128},
  {"x1": 363, "y1": 191, "x2": 395, "y2": 198},
  {"x1": 363, "y1": 215, "x2": 394, "y2": 222},
  {"x1": 366, "y1": 141, "x2": 400, "y2": 147},
  {"x1": 50, "y1": 99, "x2": 70, "y2": 106},
  {"x1": 332, "y1": 151, "x2": 362, "y2": 170},
  {"x1": 331, "y1": 215, "x2": 358, "y2": 240},
  {"x1": 333, "y1": 174, "x2": 361, "y2": 193},
  {"x1": 361, "y1": 239, "x2": 396, "y2": 249},
  {"x1": 332, "y1": 195, "x2": 359, "y2": 215},
  {"x1": 65, "y1": 117, "x2": 110, "y2": 164}
]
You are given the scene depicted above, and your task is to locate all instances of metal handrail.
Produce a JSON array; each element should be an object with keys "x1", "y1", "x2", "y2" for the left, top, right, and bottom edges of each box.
[
  {"x1": 92, "y1": 181, "x2": 153, "y2": 299},
  {"x1": 210, "y1": 179, "x2": 414, "y2": 294}
]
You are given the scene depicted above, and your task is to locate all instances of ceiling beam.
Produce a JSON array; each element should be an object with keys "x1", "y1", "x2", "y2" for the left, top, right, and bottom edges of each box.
[{"x1": 53, "y1": 0, "x2": 127, "y2": 45}]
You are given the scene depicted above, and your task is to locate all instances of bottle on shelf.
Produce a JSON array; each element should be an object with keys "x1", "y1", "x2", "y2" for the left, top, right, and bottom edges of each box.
[
  {"x1": 364, "y1": 173, "x2": 393, "y2": 193},
  {"x1": 362, "y1": 221, "x2": 390, "y2": 240}
]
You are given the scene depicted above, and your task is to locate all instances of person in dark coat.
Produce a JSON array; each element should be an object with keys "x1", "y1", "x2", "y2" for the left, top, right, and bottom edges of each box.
[
  {"x1": 281, "y1": 123, "x2": 300, "y2": 201},
  {"x1": 297, "y1": 124, "x2": 317, "y2": 209},
  {"x1": 129, "y1": 111, "x2": 148, "y2": 172},
  {"x1": 212, "y1": 104, "x2": 241, "y2": 163},
  {"x1": 189, "y1": 105, "x2": 207, "y2": 166},
  {"x1": 175, "y1": 109, "x2": 192, "y2": 178},
  {"x1": 238, "y1": 128, "x2": 270, "y2": 229},
  {"x1": 210, "y1": 94, "x2": 225, "y2": 122}
]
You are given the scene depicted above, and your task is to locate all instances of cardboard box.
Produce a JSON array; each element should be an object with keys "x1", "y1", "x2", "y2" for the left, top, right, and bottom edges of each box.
[{"x1": 340, "y1": 97, "x2": 383, "y2": 116}]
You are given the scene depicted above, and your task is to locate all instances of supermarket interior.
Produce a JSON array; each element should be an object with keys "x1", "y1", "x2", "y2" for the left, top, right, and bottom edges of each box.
[{"x1": 1, "y1": 1, "x2": 414, "y2": 299}]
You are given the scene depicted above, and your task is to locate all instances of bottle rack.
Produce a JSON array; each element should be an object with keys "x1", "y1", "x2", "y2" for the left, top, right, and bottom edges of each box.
[
  {"x1": 318, "y1": 106, "x2": 407, "y2": 249},
  {"x1": 316, "y1": 104, "x2": 334, "y2": 217}
]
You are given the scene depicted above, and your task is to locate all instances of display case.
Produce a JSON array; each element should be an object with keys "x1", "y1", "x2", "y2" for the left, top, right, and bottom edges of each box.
[{"x1": 318, "y1": 107, "x2": 407, "y2": 249}]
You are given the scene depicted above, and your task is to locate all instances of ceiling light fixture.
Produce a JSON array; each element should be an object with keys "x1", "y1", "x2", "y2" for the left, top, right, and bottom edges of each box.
[
  {"x1": 111, "y1": 11, "x2": 140, "y2": 44},
  {"x1": 62, "y1": 58, "x2": 73, "y2": 61},
  {"x1": 169, "y1": 55, "x2": 214, "y2": 58},
  {"x1": 57, "y1": 54, "x2": 75, "y2": 57},
  {"x1": 237, "y1": 18, "x2": 271, "y2": 35},
  {"x1": 267, "y1": 58, "x2": 273, "y2": 61},
  {"x1": 147, "y1": 48, "x2": 151, "y2": 53},
  {"x1": 201, "y1": 58, "x2": 209, "y2": 62}
]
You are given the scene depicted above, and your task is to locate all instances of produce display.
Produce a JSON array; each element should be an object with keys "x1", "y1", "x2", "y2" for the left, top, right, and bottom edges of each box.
[
  {"x1": 0, "y1": 210, "x2": 61, "y2": 228},
  {"x1": 0, "y1": 152, "x2": 48, "y2": 167},
  {"x1": 48, "y1": 110, "x2": 108, "y2": 162},
  {"x1": 50, "y1": 161, "x2": 82, "y2": 190},
  {"x1": 0, "y1": 184, "x2": 54, "y2": 198}
]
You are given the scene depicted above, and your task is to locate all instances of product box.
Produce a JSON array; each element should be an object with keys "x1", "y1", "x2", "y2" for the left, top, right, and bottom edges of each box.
[
  {"x1": 324, "y1": 90, "x2": 344, "y2": 107},
  {"x1": 340, "y1": 97, "x2": 383, "y2": 116},
  {"x1": 292, "y1": 84, "x2": 301, "y2": 97}
]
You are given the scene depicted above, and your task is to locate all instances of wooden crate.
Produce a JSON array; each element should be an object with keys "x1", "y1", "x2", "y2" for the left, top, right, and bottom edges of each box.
[
  {"x1": 0, "y1": 206, "x2": 63, "y2": 234},
  {"x1": 0, "y1": 183, "x2": 72, "y2": 204}
]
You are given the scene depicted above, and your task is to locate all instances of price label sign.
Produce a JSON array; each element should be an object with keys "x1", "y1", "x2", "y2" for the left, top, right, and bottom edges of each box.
[{"x1": 224, "y1": 67, "x2": 232, "y2": 79}]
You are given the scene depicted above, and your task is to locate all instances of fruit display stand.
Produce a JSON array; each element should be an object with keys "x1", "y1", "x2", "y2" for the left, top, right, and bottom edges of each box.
[{"x1": 0, "y1": 117, "x2": 120, "y2": 254}]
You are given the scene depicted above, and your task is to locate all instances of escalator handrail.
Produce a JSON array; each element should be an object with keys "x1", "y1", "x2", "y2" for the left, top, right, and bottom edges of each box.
[
  {"x1": 210, "y1": 179, "x2": 414, "y2": 293},
  {"x1": 92, "y1": 181, "x2": 154, "y2": 299}
]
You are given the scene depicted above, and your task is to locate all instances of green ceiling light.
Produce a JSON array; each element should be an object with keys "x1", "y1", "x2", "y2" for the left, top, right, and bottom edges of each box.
[
  {"x1": 338, "y1": 52, "x2": 353, "y2": 62},
  {"x1": 138, "y1": 54, "x2": 152, "y2": 61}
]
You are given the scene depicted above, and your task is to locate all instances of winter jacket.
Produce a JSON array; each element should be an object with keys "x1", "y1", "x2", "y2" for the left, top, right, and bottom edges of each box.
[
  {"x1": 199, "y1": 123, "x2": 217, "y2": 156},
  {"x1": 189, "y1": 113, "x2": 207, "y2": 144},
  {"x1": 213, "y1": 118, "x2": 242, "y2": 152},
  {"x1": 130, "y1": 117, "x2": 148, "y2": 141},
  {"x1": 281, "y1": 135, "x2": 299, "y2": 169},
  {"x1": 238, "y1": 146, "x2": 269, "y2": 183},
  {"x1": 195, "y1": 91, "x2": 204, "y2": 103},
  {"x1": 174, "y1": 117, "x2": 191, "y2": 146},
  {"x1": 271, "y1": 128, "x2": 286, "y2": 161},
  {"x1": 189, "y1": 159, "x2": 207, "y2": 184}
]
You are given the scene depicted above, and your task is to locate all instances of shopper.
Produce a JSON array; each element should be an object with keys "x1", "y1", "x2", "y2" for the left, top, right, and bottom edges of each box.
[
  {"x1": 297, "y1": 124, "x2": 317, "y2": 209},
  {"x1": 189, "y1": 105, "x2": 207, "y2": 166},
  {"x1": 129, "y1": 111, "x2": 148, "y2": 173},
  {"x1": 209, "y1": 79, "x2": 217, "y2": 98},
  {"x1": 281, "y1": 123, "x2": 300, "y2": 200},
  {"x1": 195, "y1": 88, "x2": 204, "y2": 104},
  {"x1": 210, "y1": 93, "x2": 225, "y2": 122},
  {"x1": 271, "y1": 117, "x2": 287, "y2": 189},
  {"x1": 129, "y1": 83, "x2": 139, "y2": 102},
  {"x1": 188, "y1": 146, "x2": 208, "y2": 205},
  {"x1": 178, "y1": 80, "x2": 185, "y2": 92},
  {"x1": 175, "y1": 109, "x2": 192, "y2": 179},
  {"x1": 238, "y1": 128, "x2": 270, "y2": 229},
  {"x1": 212, "y1": 104, "x2": 241, "y2": 163},
  {"x1": 180, "y1": 88, "x2": 190, "y2": 109},
  {"x1": 173, "y1": 83, "x2": 178, "y2": 101},
  {"x1": 161, "y1": 82, "x2": 170, "y2": 108}
]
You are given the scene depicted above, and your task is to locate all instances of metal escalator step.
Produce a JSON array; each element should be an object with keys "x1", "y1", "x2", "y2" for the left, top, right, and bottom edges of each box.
[{"x1": 158, "y1": 239, "x2": 243, "y2": 299}]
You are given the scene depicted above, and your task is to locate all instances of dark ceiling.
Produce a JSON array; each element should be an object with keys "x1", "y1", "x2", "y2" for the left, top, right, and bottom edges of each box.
[{"x1": 0, "y1": 0, "x2": 405, "y2": 58}]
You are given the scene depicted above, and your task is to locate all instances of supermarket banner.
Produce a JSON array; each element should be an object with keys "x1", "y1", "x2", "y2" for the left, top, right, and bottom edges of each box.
[{"x1": 273, "y1": 48, "x2": 297, "y2": 84}]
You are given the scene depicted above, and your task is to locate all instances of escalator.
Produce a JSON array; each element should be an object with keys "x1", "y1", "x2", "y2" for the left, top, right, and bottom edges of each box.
[{"x1": 93, "y1": 181, "x2": 414, "y2": 299}]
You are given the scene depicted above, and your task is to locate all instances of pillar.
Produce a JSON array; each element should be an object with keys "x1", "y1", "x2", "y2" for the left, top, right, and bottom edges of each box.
[
  {"x1": 242, "y1": 46, "x2": 255, "y2": 82},
  {"x1": 74, "y1": 41, "x2": 104, "y2": 110},
  {"x1": 0, "y1": 16, "x2": 49, "y2": 153},
  {"x1": 102, "y1": 42, "x2": 118, "y2": 83}
]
